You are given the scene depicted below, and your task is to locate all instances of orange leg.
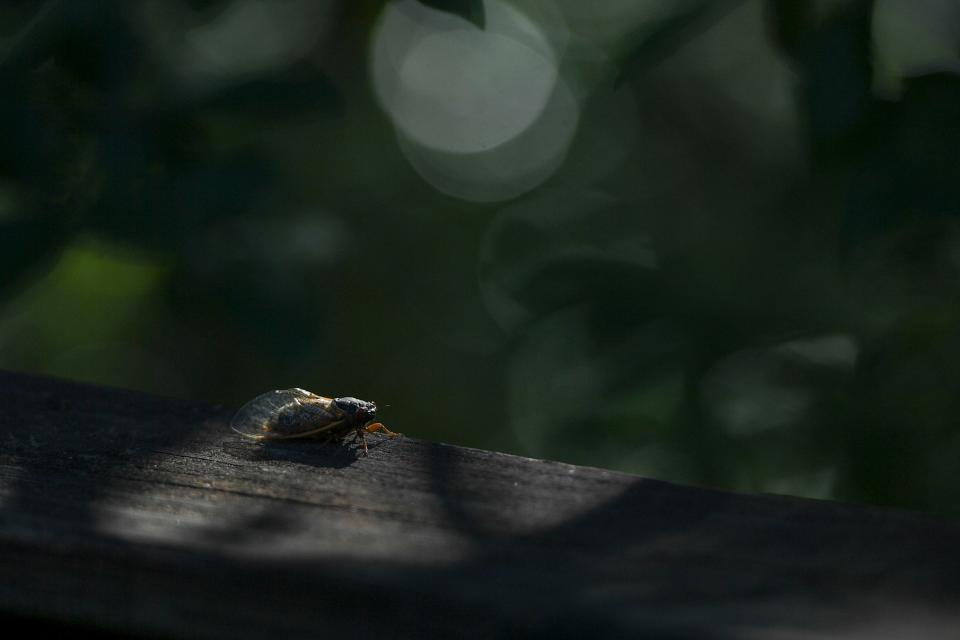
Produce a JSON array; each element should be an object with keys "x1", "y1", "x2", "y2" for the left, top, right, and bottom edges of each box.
[
  {"x1": 364, "y1": 422, "x2": 402, "y2": 438},
  {"x1": 351, "y1": 423, "x2": 402, "y2": 455}
]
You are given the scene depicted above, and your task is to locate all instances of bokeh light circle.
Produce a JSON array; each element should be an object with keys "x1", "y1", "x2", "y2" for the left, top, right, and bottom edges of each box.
[
  {"x1": 370, "y1": 0, "x2": 580, "y2": 202},
  {"x1": 393, "y1": 30, "x2": 556, "y2": 153}
]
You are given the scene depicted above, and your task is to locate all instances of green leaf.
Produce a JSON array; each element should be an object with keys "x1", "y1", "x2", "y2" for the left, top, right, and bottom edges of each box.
[
  {"x1": 415, "y1": 0, "x2": 485, "y2": 29},
  {"x1": 614, "y1": 0, "x2": 737, "y2": 86}
]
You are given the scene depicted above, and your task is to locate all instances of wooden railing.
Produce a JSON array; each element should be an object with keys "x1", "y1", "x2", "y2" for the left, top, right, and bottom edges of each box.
[{"x1": 1, "y1": 370, "x2": 958, "y2": 638}]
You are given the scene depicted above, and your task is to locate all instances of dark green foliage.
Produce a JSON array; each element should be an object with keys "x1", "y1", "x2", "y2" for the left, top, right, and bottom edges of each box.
[
  {"x1": 190, "y1": 62, "x2": 342, "y2": 118},
  {"x1": 2, "y1": 0, "x2": 960, "y2": 516},
  {"x1": 766, "y1": 0, "x2": 876, "y2": 155}
]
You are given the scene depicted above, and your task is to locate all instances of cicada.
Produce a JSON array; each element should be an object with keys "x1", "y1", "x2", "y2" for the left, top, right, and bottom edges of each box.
[{"x1": 230, "y1": 388, "x2": 400, "y2": 454}]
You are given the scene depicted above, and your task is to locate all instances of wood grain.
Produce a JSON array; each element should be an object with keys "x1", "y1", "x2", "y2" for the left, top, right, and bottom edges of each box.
[{"x1": 1, "y1": 370, "x2": 958, "y2": 638}]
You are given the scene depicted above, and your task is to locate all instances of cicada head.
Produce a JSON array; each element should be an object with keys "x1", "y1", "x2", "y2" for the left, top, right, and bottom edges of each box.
[{"x1": 333, "y1": 396, "x2": 377, "y2": 426}]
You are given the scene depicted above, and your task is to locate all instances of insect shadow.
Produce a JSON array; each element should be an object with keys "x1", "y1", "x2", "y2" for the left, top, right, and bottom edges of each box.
[{"x1": 221, "y1": 436, "x2": 378, "y2": 469}]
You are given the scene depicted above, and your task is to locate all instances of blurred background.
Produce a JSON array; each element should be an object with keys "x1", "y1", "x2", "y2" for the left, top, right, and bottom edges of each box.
[{"x1": 2, "y1": 0, "x2": 959, "y2": 516}]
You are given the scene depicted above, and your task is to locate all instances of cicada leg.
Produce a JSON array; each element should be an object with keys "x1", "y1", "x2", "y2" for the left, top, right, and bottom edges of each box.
[
  {"x1": 363, "y1": 422, "x2": 402, "y2": 438},
  {"x1": 350, "y1": 423, "x2": 402, "y2": 455}
]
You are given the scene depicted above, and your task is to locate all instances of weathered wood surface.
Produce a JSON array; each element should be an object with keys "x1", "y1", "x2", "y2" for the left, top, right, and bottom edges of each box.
[{"x1": 1, "y1": 370, "x2": 958, "y2": 639}]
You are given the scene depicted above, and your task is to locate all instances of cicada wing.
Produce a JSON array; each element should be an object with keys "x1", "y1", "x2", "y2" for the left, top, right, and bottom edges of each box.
[{"x1": 231, "y1": 388, "x2": 340, "y2": 440}]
